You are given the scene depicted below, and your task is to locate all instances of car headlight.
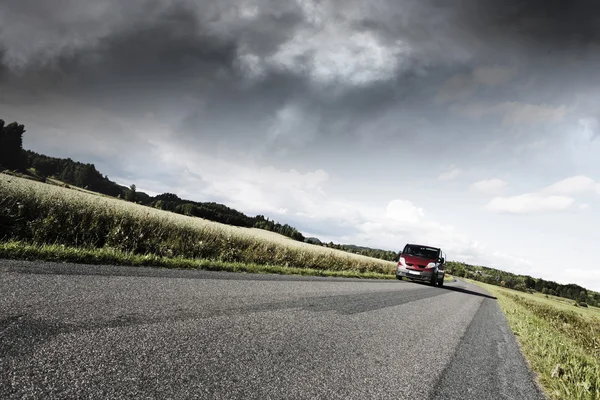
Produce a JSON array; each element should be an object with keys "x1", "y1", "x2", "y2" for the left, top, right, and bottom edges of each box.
[
  {"x1": 427, "y1": 262, "x2": 437, "y2": 268},
  {"x1": 399, "y1": 257, "x2": 406, "y2": 265}
]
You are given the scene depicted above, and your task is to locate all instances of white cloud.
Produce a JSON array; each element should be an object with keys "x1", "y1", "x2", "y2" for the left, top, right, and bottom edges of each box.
[
  {"x1": 470, "y1": 178, "x2": 507, "y2": 195},
  {"x1": 438, "y1": 167, "x2": 461, "y2": 181},
  {"x1": 579, "y1": 203, "x2": 589, "y2": 210},
  {"x1": 578, "y1": 117, "x2": 599, "y2": 141},
  {"x1": 483, "y1": 175, "x2": 600, "y2": 214},
  {"x1": 142, "y1": 138, "x2": 524, "y2": 270},
  {"x1": 489, "y1": 251, "x2": 533, "y2": 268},
  {"x1": 385, "y1": 200, "x2": 424, "y2": 224},
  {"x1": 542, "y1": 175, "x2": 598, "y2": 195},
  {"x1": 149, "y1": 139, "x2": 331, "y2": 217},
  {"x1": 237, "y1": 1, "x2": 410, "y2": 86},
  {"x1": 485, "y1": 194, "x2": 574, "y2": 214}
]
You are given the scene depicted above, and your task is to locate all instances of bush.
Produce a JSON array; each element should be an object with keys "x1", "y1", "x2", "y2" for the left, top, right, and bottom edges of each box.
[{"x1": 513, "y1": 283, "x2": 527, "y2": 292}]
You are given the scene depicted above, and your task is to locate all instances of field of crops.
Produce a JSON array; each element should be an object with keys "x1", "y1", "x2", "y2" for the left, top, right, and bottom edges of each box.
[{"x1": 0, "y1": 174, "x2": 396, "y2": 274}]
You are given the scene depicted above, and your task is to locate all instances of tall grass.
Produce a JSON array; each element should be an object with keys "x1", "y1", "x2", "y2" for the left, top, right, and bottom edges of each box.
[
  {"x1": 473, "y1": 281, "x2": 600, "y2": 399},
  {"x1": 0, "y1": 174, "x2": 395, "y2": 274}
]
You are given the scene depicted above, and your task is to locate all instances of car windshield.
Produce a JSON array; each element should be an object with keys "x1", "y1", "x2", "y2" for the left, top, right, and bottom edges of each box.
[{"x1": 403, "y1": 246, "x2": 439, "y2": 259}]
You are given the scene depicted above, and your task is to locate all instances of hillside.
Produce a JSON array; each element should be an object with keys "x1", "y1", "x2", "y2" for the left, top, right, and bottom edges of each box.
[
  {"x1": 446, "y1": 261, "x2": 600, "y2": 307},
  {"x1": 1, "y1": 118, "x2": 392, "y2": 259}
]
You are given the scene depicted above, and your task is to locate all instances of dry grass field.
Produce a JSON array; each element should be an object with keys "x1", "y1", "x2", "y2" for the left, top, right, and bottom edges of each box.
[{"x1": 0, "y1": 174, "x2": 396, "y2": 276}]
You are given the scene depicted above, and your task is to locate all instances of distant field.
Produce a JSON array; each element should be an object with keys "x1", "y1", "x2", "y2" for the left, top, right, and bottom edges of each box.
[
  {"x1": 0, "y1": 174, "x2": 396, "y2": 276},
  {"x1": 523, "y1": 290, "x2": 600, "y2": 321},
  {"x1": 470, "y1": 280, "x2": 600, "y2": 399}
]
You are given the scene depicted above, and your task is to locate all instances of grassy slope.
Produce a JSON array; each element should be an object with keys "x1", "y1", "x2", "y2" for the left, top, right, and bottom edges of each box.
[
  {"x1": 470, "y1": 280, "x2": 600, "y2": 399},
  {"x1": 0, "y1": 174, "x2": 396, "y2": 277}
]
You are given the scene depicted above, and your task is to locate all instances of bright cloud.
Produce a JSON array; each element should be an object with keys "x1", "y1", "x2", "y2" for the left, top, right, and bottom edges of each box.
[
  {"x1": 438, "y1": 167, "x2": 461, "y2": 181},
  {"x1": 485, "y1": 194, "x2": 574, "y2": 214},
  {"x1": 542, "y1": 175, "x2": 598, "y2": 195},
  {"x1": 385, "y1": 200, "x2": 424, "y2": 224},
  {"x1": 145, "y1": 139, "x2": 520, "y2": 267},
  {"x1": 237, "y1": 2, "x2": 410, "y2": 86},
  {"x1": 484, "y1": 175, "x2": 600, "y2": 214},
  {"x1": 470, "y1": 178, "x2": 508, "y2": 194}
]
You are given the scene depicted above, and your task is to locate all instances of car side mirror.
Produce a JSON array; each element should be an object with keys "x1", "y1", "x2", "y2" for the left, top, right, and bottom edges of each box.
[{"x1": 439, "y1": 257, "x2": 445, "y2": 264}]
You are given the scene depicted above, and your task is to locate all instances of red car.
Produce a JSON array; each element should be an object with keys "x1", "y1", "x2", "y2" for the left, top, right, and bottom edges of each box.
[{"x1": 396, "y1": 243, "x2": 446, "y2": 286}]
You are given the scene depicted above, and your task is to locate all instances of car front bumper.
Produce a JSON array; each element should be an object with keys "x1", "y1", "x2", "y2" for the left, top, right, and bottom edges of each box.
[{"x1": 396, "y1": 266, "x2": 435, "y2": 281}]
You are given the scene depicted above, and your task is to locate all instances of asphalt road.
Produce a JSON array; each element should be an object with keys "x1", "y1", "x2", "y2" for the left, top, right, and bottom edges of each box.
[{"x1": 0, "y1": 260, "x2": 545, "y2": 399}]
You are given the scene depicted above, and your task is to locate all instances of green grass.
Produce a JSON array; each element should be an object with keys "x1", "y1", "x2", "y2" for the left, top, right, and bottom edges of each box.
[
  {"x1": 470, "y1": 280, "x2": 600, "y2": 399},
  {"x1": 523, "y1": 291, "x2": 600, "y2": 321},
  {"x1": 0, "y1": 174, "x2": 396, "y2": 276},
  {"x1": 0, "y1": 241, "x2": 396, "y2": 279}
]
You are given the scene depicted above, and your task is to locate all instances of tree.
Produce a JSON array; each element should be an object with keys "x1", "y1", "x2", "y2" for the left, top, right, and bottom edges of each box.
[
  {"x1": 0, "y1": 120, "x2": 27, "y2": 170},
  {"x1": 125, "y1": 184, "x2": 137, "y2": 202},
  {"x1": 513, "y1": 283, "x2": 526, "y2": 292},
  {"x1": 525, "y1": 276, "x2": 535, "y2": 289}
]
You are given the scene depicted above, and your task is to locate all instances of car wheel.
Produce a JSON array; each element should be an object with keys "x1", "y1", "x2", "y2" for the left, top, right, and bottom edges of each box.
[
  {"x1": 430, "y1": 272, "x2": 437, "y2": 286},
  {"x1": 397, "y1": 276, "x2": 403, "y2": 280}
]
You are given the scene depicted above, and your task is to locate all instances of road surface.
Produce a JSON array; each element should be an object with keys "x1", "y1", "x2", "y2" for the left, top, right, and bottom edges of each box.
[{"x1": 0, "y1": 260, "x2": 544, "y2": 399}]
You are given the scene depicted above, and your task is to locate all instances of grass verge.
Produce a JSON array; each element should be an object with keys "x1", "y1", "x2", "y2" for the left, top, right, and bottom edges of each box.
[
  {"x1": 470, "y1": 280, "x2": 600, "y2": 399},
  {"x1": 0, "y1": 241, "x2": 396, "y2": 280}
]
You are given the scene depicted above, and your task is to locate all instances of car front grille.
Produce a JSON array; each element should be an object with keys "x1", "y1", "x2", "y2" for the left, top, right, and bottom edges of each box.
[{"x1": 406, "y1": 263, "x2": 428, "y2": 268}]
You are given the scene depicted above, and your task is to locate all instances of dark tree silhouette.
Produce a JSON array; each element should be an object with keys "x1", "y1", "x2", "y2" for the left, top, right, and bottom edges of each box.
[{"x1": 0, "y1": 120, "x2": 27, "y2": 170}]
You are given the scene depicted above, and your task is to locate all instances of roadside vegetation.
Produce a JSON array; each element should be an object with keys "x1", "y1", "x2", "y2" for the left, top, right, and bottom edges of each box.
[
  {"x1": 0, "y1": 174, "x2": 396, "y2": 276},
  {"x1": 0, "y1": 242, "x2": 395, "y2": 279},
  {"x1": 471, "y1": 281, "x2": 600, "y2": 399},
  {"x1": 447, "y1": 261, "x2": 600, "y2": 308}
]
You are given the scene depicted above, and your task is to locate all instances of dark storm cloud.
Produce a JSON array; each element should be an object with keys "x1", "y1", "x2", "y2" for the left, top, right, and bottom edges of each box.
[
  {"x1": 2, "y1": 0, "x2": 600, "y2": 157},
  {"x1": 3, "y1": 0, "x2": 600, "y2": 79},
  {"x1": 465, "y1": 0, "x2": 600, "y2": 50}
]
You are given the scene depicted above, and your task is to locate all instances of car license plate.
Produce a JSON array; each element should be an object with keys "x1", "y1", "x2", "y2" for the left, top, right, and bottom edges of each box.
[{"x1": 408, "y1": 270, "x2": 420, "y2": 275}]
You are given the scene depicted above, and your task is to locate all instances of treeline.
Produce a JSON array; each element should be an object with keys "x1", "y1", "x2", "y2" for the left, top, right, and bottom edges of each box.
[
  {"x1": 447, "y1": 261, "x2": 600, "y2": 307},
  {"x1": 150, "y1": 194, "x2": 305, "y2": 241},
  {"x1": 25, "y1": 151, "x2": 125, "y2": 197},
  {"x1": 304, "y1": 238, "x2": 398, "y2": 261},
  {"x1": 1, "y1": 118, "x2": 305, "y2": 242}
]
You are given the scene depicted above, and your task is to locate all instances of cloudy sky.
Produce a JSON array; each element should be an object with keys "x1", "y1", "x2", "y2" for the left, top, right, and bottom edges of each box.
[{"x1": 2, "y1": 0, "x2": 600, "y2": 290}]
